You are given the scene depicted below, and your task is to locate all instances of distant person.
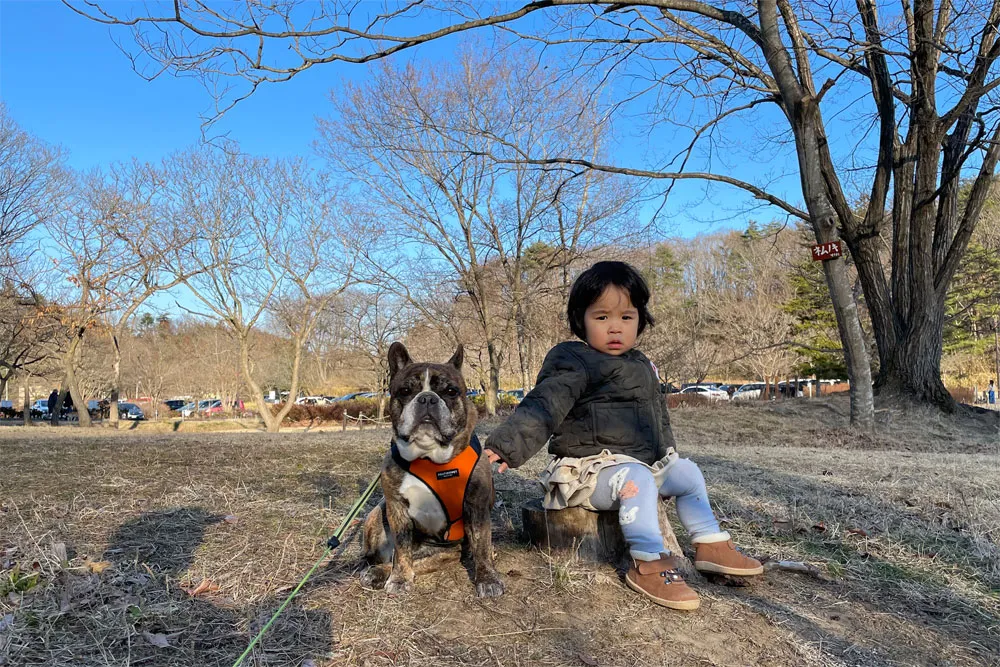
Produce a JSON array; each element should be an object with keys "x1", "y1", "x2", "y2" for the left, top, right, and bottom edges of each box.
[
  {"x1": 989, "y1": 380, "x2": 996, "y2": 405},
  {"x1": 47, "y1": 388, "x2": 59, "y2": 415}
]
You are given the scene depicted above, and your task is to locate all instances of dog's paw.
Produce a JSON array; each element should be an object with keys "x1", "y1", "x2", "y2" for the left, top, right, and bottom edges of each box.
[
  {"x1": 384, "y1": 574, "x2": 414, "y2": 596},
  {"x1": 475, "y1": 573, "x2": 505, "y2": 598}
]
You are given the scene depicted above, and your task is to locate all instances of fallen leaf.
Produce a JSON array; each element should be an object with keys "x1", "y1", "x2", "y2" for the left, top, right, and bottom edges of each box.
[
  {"x1": 301, "y1": 660, "x2": 318, "y2": 667},
  {"x1": 812, "y1": 522, "x2": 827, "y2": 533},
  {"x1": 846, "y1": 527, "x2": 868, "y2": 538},
  {"x1": 223, "y1": 515, "x2": 238, "y2": 525},
  {"x1": 0, "y1": 614, "x2": 13, "y2": 632},
  {"x1": 181, "y1": 579, "x2": 220, "y2": 597},
  {"x1": 142, "y1": 631, "x2": 175, "y2": 648},
  {"x1": 52, "y1": 542, "x2": 68, "y2": 562},
  {"x1": 83, "y1": 559, "x2": 113, "y2": 574},
  {"x1": 578, "y1": 653, "x2": 599, "y2": 666}
]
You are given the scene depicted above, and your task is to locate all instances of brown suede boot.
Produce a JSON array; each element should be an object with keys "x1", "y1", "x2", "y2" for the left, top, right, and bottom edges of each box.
[
  {"x1": 693, "y1": 533, "x2": 763, "y2": 576},
  {"x1": 624, "y1": 553, "x2": 700, "y2": 610}
]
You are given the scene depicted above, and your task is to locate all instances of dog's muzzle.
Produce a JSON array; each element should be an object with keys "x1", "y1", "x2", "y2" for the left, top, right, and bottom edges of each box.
[
  {"x1": 397, "y1": 390, "x2": 455, "y2": 445},
  {"x1": 414, "y1": 392, "x2": 440, "y2": 425}
]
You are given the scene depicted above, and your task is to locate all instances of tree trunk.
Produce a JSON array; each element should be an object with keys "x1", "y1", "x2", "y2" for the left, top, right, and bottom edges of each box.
[
  {"x1": 485, "y1": 340, "x2": 501, "y2": 416},
  {"x1": 515, "y1": 301, "x2": 531, "y2": 393},
  {"x1": 109, "y1": 331, "x2": 122, "y2": 427},
  {"x1": 68, "y1": 376, "x2": 91, "y2": 427},
  {"x1": 526, "y1": 333, "x2": 535, "y2": 392},
  {"x1": 875, "y1": 304, "x2": 952, "y2": 406},
  {"x1": 994, "y1": 317, "x2": 999, "y2": 402},
  {"x1": 757, "y1": 0, "x2": 874, "y2": 430},
  {"x1": 238, "y1": 333, "x2": 279, "y2": 432},
  {"x1": 66, "y1": 333, "x2": 92, "y2": 427},
  {"x1": 22, "y1": 381, "x2": 31, "y2": 426},
  {"x1": 520, "y1": 498, "x2": 696, "y2": 579},
  {"x1": 51, "y1": 375, "x2": 68, "y2": 427}
]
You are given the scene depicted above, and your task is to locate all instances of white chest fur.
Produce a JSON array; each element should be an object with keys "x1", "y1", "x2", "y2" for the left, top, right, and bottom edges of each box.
[{"x1": 399, "y1": 473, "x2": 447, "y2": 534}]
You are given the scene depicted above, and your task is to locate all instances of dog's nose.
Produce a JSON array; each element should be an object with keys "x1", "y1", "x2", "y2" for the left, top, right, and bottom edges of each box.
[{"x1": 417, "y1": 394, "x2": 438, "y2": 405}]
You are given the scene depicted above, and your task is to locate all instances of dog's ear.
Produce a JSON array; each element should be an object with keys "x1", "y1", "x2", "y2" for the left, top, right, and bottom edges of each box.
[
  {"x1": 447, "y1": 344, "x2": 464, "y2": 371},
  {"x1": 388, "y1": 342, "x2": 413, "y2": 379}
]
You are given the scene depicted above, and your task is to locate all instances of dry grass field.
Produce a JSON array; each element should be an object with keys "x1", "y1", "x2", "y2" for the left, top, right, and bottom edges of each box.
[{"x1": 1, "y1": 396, "x2": 998, "y2": 666}]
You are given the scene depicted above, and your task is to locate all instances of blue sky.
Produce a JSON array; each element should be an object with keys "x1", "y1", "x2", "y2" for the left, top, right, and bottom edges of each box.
[{"x1": 1, "y1": 0, "x2": 805, "y2": 241}]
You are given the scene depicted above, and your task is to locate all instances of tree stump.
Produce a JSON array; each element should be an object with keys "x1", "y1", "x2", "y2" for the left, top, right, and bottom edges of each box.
[{"x1": 520, "y1": 498, "x2": 698, "y2": 578}]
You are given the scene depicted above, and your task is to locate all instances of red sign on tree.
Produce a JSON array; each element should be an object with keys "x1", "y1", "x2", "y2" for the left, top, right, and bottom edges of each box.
[{"x1": 811, "y1": 241, "x2": 843, "y2": 261}]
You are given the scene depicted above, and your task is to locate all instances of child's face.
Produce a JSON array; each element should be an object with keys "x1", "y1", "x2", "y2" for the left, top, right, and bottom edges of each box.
[{"x1": 583, "y1": 286, "x2": 639, "y2": 355}]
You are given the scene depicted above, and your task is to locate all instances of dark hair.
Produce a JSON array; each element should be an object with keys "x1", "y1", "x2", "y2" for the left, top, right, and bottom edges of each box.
[{"x1": 567, "y1": 261, "x2": 654, "y2": 340}]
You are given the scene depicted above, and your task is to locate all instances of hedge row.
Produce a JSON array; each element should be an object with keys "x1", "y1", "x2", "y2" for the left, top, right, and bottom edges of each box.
[{"x1": 272, "y1": 398, "x2": 384, "y2": 424}]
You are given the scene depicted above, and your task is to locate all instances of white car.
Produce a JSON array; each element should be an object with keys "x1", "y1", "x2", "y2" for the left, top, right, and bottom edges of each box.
[
  {"x1": 732, "y1": 383, "x2": 766, "y2": 401},
  {"x1": 295, "y1": 396, "x2": 331, "y2": 406},
  {"x1": 679, "y1": 385, "x2": 730, "y2": 401}
]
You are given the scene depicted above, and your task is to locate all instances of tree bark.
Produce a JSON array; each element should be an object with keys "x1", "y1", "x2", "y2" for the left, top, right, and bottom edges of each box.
[
  {"x1": 486, "y1": 340, "x2": 501, "y2": 415},
  {"x1": 22, "y1": 380, "x2": 31, "y2": 426},
  {"x1": 64, "y1": 332, "x2": 92, "y2": 427},
  {"x1": 109, "y1": 330, "x2": 122, "y2": 427},
  {"x1": 993, "y1": 316, "x2": 999, "y2": 403},
  {"x1": 520, "y1": 498, "x2": 696, "y2": 579},
  {"x1": 238, "y1": 333, "x2": 278, "y2": 433},
  {"x1": 515, "y1": 301, "x2": 531, "y2": 393},
  {"x1": 757, "y1": 0, "x2": 874, "y2": 429}
]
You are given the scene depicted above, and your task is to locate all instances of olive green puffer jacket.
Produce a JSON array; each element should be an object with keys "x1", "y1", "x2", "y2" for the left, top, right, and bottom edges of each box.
[{"x1": 486, "y1": 341, "x2": 677, "y2": 468}]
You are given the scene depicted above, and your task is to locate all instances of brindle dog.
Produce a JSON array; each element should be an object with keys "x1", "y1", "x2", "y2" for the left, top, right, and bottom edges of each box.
[{"x1": 360, "y1": 342, "x2": 504, "y2": 598}]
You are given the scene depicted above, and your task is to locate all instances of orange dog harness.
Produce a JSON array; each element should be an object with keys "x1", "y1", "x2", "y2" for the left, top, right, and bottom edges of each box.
[{"x1": 391, "y1": 434, "x2": 482, "y2": 544}]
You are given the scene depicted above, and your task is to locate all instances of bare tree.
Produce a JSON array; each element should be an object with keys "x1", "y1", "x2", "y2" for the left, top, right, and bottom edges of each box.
[
  {"x1": 162, "y1": 148, "x2": 358, "y2": 432},
  {"x1": 95, "y1": 0, "x2": 1000, "y2": 428},
  {"x1": 0, "y1": 103, "x2": 65, "y2": 275},
  {"x1": 707, "y1": 230, "x2": 801, "y2": 393},
  {"x1": 317, "y1": 48, "x2": 634, "y2": 413},
  {"x1": 0, "y1": 280, "x2": 59, "y2": 402},
  {"x1": 45, "y1": 169, "x2": 149, "y2": 427},
  {"x1": 339, "y1": 288, "x2": 414, "y2": 420},
  {"x1": 641, "y1": 238, "x2": 726, "y2": 384},
  {"x1": 85, "y1": 161, "x2": 205, "y2": 426}
]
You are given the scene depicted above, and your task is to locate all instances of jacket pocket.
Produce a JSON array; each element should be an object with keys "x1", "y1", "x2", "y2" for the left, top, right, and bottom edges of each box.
[{"x1": 590, "y1": 402, "x2": 639, "y2": 448}]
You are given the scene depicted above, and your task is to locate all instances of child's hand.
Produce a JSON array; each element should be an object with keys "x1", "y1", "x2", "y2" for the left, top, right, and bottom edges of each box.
[{"x1": 484, "y1": 448, "x2": 508, "y2": 473}]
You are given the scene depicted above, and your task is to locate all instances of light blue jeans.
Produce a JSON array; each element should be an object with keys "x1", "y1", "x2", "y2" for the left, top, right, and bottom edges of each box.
[{"x1": 589, "y1": 459, "x2": 722, "y2": 560}]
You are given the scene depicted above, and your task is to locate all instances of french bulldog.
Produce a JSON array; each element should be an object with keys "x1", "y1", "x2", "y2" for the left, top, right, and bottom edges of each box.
[{"x1": 360, "y1": 342, "x2": 504, "y2": 598}]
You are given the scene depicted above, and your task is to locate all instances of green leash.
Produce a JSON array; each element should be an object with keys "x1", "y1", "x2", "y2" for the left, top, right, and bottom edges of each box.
[{"x1": 232, "y1": 473, "x2": 381, "y2": 667}]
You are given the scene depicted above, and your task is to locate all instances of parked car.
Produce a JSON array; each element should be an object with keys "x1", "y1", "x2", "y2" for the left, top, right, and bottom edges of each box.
[
  {"x1": 180, "y1": 399, "x2": 223, "y2": 418},
  {"x1": 501, "y1": 389, "x2": 525, "y2": 400},
  {"x1": 466, "y1": 389, "x2": 482, "y2": 397},
  {"x1": 30, "y1": 399, "x2": 49, "y2": 416},
  {"x1": 118, "y1": 402, "x2": 145, "y2": 420},
  {"x1": 679, "y1": 385, "x2": 730, "y2": 401},
  {"x1": 296, "y1": 395, "x2": 331, "y2": 405},
  {"x1": 732, "y1": 383, "x2": 766, "y2": 401},
  {"x1": 163, "y1": 399, "x2": 187, "y2": 412}
]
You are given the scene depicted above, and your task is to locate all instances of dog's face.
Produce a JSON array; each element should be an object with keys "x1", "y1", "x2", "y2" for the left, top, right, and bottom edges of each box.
[{"x1": 388, "y1": 342, "x2": 470, "y2": 464}]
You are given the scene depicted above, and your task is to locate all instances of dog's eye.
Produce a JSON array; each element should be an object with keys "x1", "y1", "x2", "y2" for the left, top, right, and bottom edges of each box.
[
  {"x1": 444, "y1": 387, "x2": 460, "y2": 397},
  {"x1": 395, "y1": 386, "x2": 412, "y2": 397}
]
